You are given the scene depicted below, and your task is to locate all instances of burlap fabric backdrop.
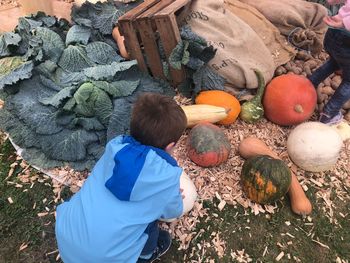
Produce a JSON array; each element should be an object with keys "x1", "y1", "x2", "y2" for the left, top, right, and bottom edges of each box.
[
  {"x1": 239, "y1": 0, "x2": 328, "y2": 54},
  {"x1": 224, "y1": 0, "x2": 296, "y2": 68},
  {"x1": 179, "y1": 0, "x2": 327, "y2": 89},
  {"x1": 182, "y1": 0, "x2": 276, "y2": 89}
]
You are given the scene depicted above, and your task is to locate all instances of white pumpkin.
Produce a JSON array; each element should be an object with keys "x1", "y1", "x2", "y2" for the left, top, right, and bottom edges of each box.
[
  {"x1": 161, "y1": 171, "x2": 198, "y2": 222},
  {"x1": 331, "y1": 121, "x2": 350, "y2": 141},
  {"x1": 74, "y1": 0, "x2": 107, "y2": 7},
  {"x1": 287, "y1": 122, "x2": 343, "y2": 172}
]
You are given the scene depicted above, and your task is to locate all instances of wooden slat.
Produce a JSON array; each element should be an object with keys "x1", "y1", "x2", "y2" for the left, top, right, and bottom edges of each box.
[
  {"x1": 118, "y1": 0, "x2": 160, "y2": 73},
  {"x1": 154, "y1": 13, "x2": 185, "y2": 85},
  {"x1": 118, "y1": 22, "x2": 148, "y2": 72},
  {"x1": 118, "y1": 0, "x2": 189, "y2": 84},
  {"x1": 138, "y1": 0, "x2": 175, "y2": 19},
  {"x1": 136, "y1": 19, "x2": 164, "y2": 78},
  {"x1": 118, "y1": 0, "x2": 160, "y2": 22},
  {"x1": 155, "y1": 0, "x2": 191, "y2": 17},
  {"x1": 135, "y1": 0, "x2": 175, "y2": 78}
]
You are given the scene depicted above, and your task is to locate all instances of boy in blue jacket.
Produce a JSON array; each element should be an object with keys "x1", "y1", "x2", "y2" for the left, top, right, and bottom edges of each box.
[{"x1": 55, "y1": 93, "x2": 187, "y2": 263}]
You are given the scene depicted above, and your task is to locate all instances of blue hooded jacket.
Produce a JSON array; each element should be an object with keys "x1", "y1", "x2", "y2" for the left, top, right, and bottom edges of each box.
[{"x1": 55, "y1": 135, "x2": 183, "y2": 263}]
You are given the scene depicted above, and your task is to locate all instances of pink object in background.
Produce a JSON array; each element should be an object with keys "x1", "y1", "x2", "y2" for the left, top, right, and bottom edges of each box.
[
  {"x1": 18, "y1": 0, "x2": 54, "y2": 16},
  {"x1": 327, "y1": 0, "x2": 350, "y2": 30}
]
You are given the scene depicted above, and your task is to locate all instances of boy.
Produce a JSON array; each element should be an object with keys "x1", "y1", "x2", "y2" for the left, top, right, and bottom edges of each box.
[{"x1": 55, "y1": 93, "x2": 187, "y2": 263}]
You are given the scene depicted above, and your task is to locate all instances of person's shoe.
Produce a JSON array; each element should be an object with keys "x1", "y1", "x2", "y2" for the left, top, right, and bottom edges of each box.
[
  {"x1": 319, "y1": 111, "x2": 343, "y2": 125},
  {"x1": 137, "y1": 230, "x2": 172, "y2": 263}
]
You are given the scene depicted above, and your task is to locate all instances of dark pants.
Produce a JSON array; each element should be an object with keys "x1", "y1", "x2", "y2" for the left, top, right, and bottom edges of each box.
[
  {"x1": 140, "y1": 221, "x2": 159, "y2": 257},
  {"x1": 309, "y1": 28, "x2": 350, "y2": 117}
]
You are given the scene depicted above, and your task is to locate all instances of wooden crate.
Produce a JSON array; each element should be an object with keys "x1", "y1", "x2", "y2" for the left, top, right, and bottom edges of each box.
[{"x1": 118, "y1": 0, "x2": 190, "y2": 86}]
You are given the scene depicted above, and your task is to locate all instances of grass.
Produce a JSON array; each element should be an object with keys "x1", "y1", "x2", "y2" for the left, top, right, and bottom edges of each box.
[
  {"x1": 1, "y1": 138, "x2": 349, "y2": 263},
  {"x1": 164, "y1": 196, "x2": 350, "y2": 262},
  {"x1": 0, "y1": 140, "x2": 59, "y2": 263}
]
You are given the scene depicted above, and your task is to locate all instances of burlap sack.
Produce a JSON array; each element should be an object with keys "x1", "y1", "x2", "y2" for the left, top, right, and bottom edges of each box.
[
  {"x1": 224, "y1": 0, "x2": 296, "y2": 67},
  {"x1": 239, "y1": 0, "x2": 328, "y2": 54},
  {"x1": 182, "y1": 0, "x2": 275, "y2": 89}
]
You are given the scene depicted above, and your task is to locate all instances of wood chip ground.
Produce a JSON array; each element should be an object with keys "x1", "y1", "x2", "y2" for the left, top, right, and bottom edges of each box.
[{"x1": 8, "y1": 112, "x2": 349, "y2": 255}]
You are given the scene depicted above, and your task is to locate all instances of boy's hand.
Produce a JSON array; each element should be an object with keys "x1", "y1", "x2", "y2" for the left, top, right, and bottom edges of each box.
[
  {"x1": 180, "y1": 188, "x2": 185, "y2": 199},
  {"x1": 324, "y1": 15, "x2": 344, "y2": 28}
]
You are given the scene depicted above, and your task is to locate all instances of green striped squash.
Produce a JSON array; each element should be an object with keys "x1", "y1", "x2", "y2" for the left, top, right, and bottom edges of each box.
[{"x1": 241, "y1": 155, "x2": 292, "y2": 204}]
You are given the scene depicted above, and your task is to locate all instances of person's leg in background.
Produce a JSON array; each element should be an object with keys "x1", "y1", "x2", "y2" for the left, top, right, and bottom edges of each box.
[
  {"x1": 308, "y1": 29, "x2": 340, "y2": 88},
  {"x1": 308, "y1": 56, "x2": 344, "y2": 125},
  {"x1": 322, "y1": 79, "x2": 350, "y2": 115},
  {"x1": 308, "y1": 57, "x2": 339, "y2": 88},
  {"x1": 318, "y1": 30, "x2": 350, "y2": 124},
  {"x1": 320, "y1": 72, "x2": 350, "y2": 124}
]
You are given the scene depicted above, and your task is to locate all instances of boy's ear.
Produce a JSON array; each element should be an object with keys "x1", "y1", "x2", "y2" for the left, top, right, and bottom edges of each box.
[{"x1": 165, "y1": 142, "x2": 176, "y2": 153}]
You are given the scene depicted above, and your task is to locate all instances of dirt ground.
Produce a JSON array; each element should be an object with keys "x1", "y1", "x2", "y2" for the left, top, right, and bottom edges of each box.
[
  {"x1": 0, "y1": 0, "x2": 73, "y2": 32},
  {"x1": 0, "y1": 0, "x2": 74, "y2": 5}
]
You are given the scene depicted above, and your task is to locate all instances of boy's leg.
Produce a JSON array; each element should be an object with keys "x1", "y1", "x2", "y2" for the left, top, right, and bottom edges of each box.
[
  {"x1": 138, "y1": 222, "x2": 172, "y2": 263},
  {"x1": 308, "y1": 57, "x2": 339, "y2": 88},
  {"x1": 139, "y1": 221, "x2": 160, "y2": 259}
]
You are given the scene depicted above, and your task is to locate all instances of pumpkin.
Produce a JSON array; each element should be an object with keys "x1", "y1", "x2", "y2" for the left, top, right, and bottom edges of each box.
[
  {"x1": 195, "y1": 90, "x2": 241, "y2": 125},
  {"x1": 239, "y1": 137, "x2": 312, "y2": 215},
  {"x1": 161, "y1": 171, "x2": 198, "y2": 222},
  {"x1": 240, "y1": 69, "x2": 266, "y2": 123},
  {"x1": 288, "y1": 173, "x2": 312, "y2": 216},
  {"x1": 287, "y1": 122, "x2": 343, "y2": 172},
  {"x1": 332, "y1": 121, "x2": 350, "y2": 141},
  {"x1": 263, "y1": 74, "x2": 317, "y2": 126},
  {"x1": 112, "y1": 27, "x2": 130, "y2": 59},
  {"x1": 241, "y1": 155, "x2": 292, "y2": 204},
  {"x1": 187, "y1": 123, "x2": 231, "y2": 167},
  {"x1": 181, "y1": 104, "x2": 229, "y2": 127}
]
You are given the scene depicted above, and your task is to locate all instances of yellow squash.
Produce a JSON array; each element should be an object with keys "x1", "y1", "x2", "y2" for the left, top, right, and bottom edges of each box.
[{"x1": 181, "y1": 105, "x2": 229, "y2": 128}]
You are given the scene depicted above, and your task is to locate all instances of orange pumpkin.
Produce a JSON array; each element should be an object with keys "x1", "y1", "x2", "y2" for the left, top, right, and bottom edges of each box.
[
  {"x1": 187, "y1": 123, "x2": 231, "y2": 167},
  {"x1": 263, "y1": 74, "x2": 317, "y2": 126},
  {"x1": 195, "y1": 90, "x2": 241, "y2": 125},
  {"x1": 112, "y1": 27, "x2": 130, "y2": 59}
]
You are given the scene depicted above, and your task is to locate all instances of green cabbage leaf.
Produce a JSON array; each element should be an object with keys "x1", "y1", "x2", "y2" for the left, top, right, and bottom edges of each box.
[{"x1": 0, "y1": 56, "x2": 33, "y2": 89}]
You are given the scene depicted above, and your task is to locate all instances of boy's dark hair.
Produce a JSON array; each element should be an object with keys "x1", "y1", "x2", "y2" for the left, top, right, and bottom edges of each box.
[{"x1": 130, "y1": 93, "x2": 187, "y2": 149}]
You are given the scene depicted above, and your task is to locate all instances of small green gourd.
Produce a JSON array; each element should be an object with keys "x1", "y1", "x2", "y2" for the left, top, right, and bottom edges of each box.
[{"x1": 239, "y1": 69, "x2": 266, "y2": 123}]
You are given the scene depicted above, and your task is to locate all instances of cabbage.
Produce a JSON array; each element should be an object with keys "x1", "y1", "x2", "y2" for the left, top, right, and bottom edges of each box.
[
  {"x1": 0, "y1": 1, "x2": 217, "y2": 171},
  {"x1": 0, "y1": 56, "x2": 33, "y2": 89}
]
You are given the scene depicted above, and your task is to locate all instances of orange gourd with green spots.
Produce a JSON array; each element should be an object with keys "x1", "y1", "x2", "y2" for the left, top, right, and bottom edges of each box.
[
  {"x1": 241, "y1": 155, "x2": 291, "y2": 204},
  {"x1": 187, "y1": 123, "x2": 231, "y2": 167}
]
